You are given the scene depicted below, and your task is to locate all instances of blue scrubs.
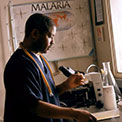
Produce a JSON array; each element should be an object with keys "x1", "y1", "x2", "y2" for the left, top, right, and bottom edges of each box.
[{"x1": 4, "y1": 49, "x2": 63, "y2": 122}]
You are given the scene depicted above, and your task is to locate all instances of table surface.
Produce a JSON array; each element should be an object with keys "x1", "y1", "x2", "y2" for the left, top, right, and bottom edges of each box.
[
  {"x1": 99, "y1": 117, "x2": 119, "y2": 122},
  {"x1": 78, "y1": 106, "x2": 120, "y2": 121}
]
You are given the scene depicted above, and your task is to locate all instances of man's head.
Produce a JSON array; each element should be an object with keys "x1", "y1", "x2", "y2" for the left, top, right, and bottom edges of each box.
[{"x1": 24, "y1": 13, "x2": 56, "y2": 53}]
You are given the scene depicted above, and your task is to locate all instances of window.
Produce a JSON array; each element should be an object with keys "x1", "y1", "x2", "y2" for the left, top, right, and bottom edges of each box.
[
  {"x1": 110, "y1": 0, "x2": 122, "y2": 73},
  {"x1": 105, "y1": 0, "x2": 122, "y2": 77}
]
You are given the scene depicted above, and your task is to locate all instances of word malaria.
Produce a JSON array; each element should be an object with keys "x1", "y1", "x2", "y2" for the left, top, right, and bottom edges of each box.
[{"x1": 31, "y1": 0, "x2": 71, "y2": 12}]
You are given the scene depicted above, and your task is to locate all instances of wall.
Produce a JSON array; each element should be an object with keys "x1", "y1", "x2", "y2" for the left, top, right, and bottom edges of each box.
[
  {"x1": 90, "y1": 0, "x2": 116, "y2": 72},
  {"x1": 0, "y1": 0, "x2": 95, "y2": 120},
  {"x1": 0, "y1": 0, "x2": 11, "y2": 121}
]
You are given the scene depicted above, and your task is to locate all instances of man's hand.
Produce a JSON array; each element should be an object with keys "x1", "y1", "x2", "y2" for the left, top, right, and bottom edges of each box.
[
  {"x1": 56, "y1": 73, "x2": 88, "y2": 95},
  {"x1": 64, "y1": 73, "x2": 87, "y2": 90},
  {"x1": 72, "y1": 108, "x2": 98, "y2": 122}
]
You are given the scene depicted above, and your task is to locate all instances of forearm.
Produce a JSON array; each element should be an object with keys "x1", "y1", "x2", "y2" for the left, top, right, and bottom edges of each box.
[
  {"x1": 56, "y1": 80, "x2": 69, "y2": 95},
  {"x1": 30, "y1": 100, "x2": 75, "y2": 120},
  {"x1": 56, "y1": 74, "x2": 86, "y2": 95},
  {"x1": 30, "y1": 100, "x2": 97, "y2": 122}
]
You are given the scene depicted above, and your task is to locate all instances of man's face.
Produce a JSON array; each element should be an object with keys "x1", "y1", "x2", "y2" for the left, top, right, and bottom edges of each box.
[
  {"x1": 42, "y1": 26, "x2": 56, "y2": 53},
  {"x1": 32, "y1": 26, "x2": 56, "y2": 53}
]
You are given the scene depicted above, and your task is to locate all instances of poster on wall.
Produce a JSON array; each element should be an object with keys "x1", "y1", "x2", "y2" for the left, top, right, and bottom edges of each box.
[
  {"x1": 94, "y1": 0, "x2": 104, "y2": 25},
  {"x1": 9, "y1": 0, "x2": 94, "y2": 61}
]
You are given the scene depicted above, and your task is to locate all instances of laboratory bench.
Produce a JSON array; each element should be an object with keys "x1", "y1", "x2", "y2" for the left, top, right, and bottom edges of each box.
[
  {"x1": 99, "y1": 118, "x2": 119, "y2": 122},
  {"x1": 78, "y1": 106, "x2": 120, "y2": 122}
]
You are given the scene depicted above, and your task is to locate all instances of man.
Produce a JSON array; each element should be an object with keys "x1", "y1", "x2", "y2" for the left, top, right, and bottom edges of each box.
[{"x1": 4, "y1": 13, "x2": 97, "y2": 122}]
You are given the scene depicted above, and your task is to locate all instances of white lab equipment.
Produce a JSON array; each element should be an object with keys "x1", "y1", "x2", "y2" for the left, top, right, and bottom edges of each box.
[
  {"x1": 102, "y1": 62, "x2": 122, "y2": 101},
  {"x1": 103, "y1": 85, "x2": 117, "y2": 110},
  {"x1": 118, "y1": 101, "x2": 122, "y2": 122}
]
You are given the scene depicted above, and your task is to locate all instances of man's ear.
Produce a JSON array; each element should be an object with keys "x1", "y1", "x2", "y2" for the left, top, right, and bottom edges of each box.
[{"x1": 30, "y1": 29, "x2": 40, "y2": 40}]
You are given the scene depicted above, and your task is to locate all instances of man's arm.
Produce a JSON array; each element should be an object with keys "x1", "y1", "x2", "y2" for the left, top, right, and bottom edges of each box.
[
  {"x1": 56, "y1": 73, "x2": 86, "y2": 95},
  {"x1": 30, "y1": 100, "x2": 97, "y2": 122},
  {"x1": 56, "y1": 80, "x2": 69, "y2": 95}
]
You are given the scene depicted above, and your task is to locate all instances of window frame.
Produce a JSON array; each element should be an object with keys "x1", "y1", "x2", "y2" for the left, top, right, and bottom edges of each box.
[{"x1": 104, "y1": 0, "x2": 122, "y2": 78}]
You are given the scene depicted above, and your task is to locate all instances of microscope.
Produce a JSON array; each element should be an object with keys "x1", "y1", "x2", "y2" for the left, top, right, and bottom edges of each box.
[{"x1": 59, "y1": 66, "x2": 104, "y2": 109}]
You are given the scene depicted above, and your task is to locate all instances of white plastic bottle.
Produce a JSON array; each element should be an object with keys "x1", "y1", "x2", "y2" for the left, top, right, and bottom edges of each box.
[{"x1": 102, "y1": 62, "x2": 122, "y2": 101}]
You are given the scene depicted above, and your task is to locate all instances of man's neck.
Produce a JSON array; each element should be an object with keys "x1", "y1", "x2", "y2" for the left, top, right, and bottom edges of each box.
[{"x1": 22, "y1": 38, "x2": 38, "y2": 54}]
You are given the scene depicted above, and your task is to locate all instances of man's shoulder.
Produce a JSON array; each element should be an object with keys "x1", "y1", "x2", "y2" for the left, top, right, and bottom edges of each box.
[
  {"x1": 6, "y1": 49, "x2": 33, "y2": 67},
  {"x1": 10, "y1": 49, "x2": 31, "y2": 62}
]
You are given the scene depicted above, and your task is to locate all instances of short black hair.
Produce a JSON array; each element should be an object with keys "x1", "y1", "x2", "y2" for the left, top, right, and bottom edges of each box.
[{"x1": 25, "y1": 13, "x2": 55, "y2": 37}]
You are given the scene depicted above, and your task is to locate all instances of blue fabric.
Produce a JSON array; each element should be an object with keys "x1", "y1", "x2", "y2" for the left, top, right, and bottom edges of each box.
[{"x1": 4, "y1": 49, "x2": 63, "y2": 122}]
